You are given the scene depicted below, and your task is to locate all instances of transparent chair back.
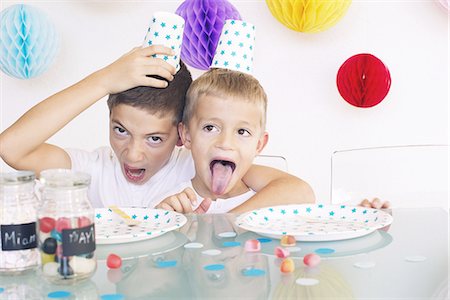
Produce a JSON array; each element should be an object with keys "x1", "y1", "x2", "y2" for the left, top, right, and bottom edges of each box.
[
  {"x1": 254, "y1": 155, "x2": 288, "y2": 172},
  {"x1": 331, "y1": 145, "x2": 449, "y2": 209}
]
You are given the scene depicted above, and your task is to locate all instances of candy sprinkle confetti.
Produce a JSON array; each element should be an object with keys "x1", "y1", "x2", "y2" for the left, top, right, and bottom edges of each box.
[
  {"x1": 296, "y1": 278, "x2": 319, "y2": 286},
  {"x1": 314, "y1": 248, "x2": 335, "y2": 255},
  {"x1": 100, "y1": 294, "x2": 125, "y2": 300},
  {"x1": 48, "y1": 291, "x2": 72, "y2": 298},
  {"x1": 353, "y1": 261, "x2": 376, "y2": 269},
  {"x1": 218, "y1": 232, "x2": 237, "y2": 238},
  {"x1": 184, "y1": 242, "x2": 204, "y2": 249},
  {"x1": 202, "y1": 249, "x2": 222, "y2": 256},
  {"x1": 404, "y1": 255, "x2": 427, "y2": 263},
  {"x1": 222, "y1": 241, "x2": 241, "y2": 247},
  {"x1": 204, "y1": 264, "x2": 225, "y2": 271}
]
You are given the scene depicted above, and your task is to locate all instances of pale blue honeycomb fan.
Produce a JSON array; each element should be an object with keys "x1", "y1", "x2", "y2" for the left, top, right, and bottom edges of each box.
[{"x1": 0, "y1": 4, "x2": 59, "y2": 79}]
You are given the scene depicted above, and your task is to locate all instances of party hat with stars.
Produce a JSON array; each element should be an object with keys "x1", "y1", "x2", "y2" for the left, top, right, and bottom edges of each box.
[
  {"x1": 143, "y1": 12, "x2": 185, "y2": 71},
  {"x1": 211, "y1": 19, "x2": 255, "y2": 74}
]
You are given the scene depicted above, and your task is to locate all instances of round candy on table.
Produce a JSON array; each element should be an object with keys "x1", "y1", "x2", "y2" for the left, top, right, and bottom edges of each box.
[
  {"x1": 39, "y1": 217, "x2": 56, "y2": 233},
  {"x1": 55, "y1": 217, "x2": 71, "y2": 232},
  {"x1": 107, "y1": 254, "x2": 122, "y2": 269},
  {"x1": 280, "y1": 235, "x2": 296, "y2": 247},
  {"x1": 303, "y1": 253, "x2": 321, "y2": 267},
  {"x1": 42, "y1": 237, "x2": 57, "y2": 254},
  {"x1": 280, "y1": 258, "x2": 295, "y2": 273}
]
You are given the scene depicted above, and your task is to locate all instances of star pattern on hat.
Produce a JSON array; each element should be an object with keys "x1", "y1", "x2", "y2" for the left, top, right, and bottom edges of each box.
[
  {"x1": 211, "y1": 19, "x2": 255, "y2": 74},
  {"x1": 144, "y1": 12, "x2": 185, "y2": 71}
]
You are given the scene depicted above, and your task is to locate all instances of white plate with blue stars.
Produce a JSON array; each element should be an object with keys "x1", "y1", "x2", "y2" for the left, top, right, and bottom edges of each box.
[
  {"x1": 235, "y1": 204, "x2": 393, "y2": 242},
  {"x1": 94, "y1": 208, "x2": 187, "y2": 244}
]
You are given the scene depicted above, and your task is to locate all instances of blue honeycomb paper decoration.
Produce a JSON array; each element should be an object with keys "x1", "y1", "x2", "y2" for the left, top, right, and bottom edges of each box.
[{"x1": 0, "y1": 4, "x2": 59, "y2": 79}]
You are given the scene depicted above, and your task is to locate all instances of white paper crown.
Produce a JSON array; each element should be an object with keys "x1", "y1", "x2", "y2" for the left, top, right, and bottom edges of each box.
[
  {"x1": 143, "y1": 11, "x2": 185, "y2": 71},
  {"x1": 211, "y1": 19, "x2": 255, "y2": 74}
]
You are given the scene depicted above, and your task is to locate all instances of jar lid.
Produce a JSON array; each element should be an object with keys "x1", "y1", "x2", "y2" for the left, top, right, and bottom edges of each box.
[
  {"x1": 0, "y1": 170, "x2": 35, "y2": 185},
  {"x1": 40, "y1": 169, "x2": 91, "y2": 188}
]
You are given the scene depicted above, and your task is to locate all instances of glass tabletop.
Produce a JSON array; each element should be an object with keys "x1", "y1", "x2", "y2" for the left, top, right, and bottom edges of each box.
[{"x1": 0, "y1": 207, "x2": 448, "y2": 299}]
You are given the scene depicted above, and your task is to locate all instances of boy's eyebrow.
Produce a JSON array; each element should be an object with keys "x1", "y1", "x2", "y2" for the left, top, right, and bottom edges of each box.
[{"x1": 111, "y1": 119, "x2": 170, "y2": 136}]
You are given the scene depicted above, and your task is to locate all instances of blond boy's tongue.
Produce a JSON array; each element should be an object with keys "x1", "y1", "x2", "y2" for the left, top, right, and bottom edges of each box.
[{"x1": 211, "y1": 161, "x2": 233, "y2": 195}]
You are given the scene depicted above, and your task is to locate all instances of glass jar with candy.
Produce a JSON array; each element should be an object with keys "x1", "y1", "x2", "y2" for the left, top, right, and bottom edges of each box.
[
  {"x1": 38, "y1": 169, "x2": 96, "y2": 283},
  {"x1": 0, "y1": 171, "x2": 39, "y2": 274}
]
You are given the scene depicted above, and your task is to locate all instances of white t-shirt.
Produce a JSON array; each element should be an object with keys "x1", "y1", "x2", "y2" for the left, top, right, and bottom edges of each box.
[
  {"x1": 158, "y1": 181, "x2": 256, "y2": 214},
  {"x1": 66, "y1": 146, "x2": 194, "y2": 208}
]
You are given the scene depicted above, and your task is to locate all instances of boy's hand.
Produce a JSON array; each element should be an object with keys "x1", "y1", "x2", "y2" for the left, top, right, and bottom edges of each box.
[
  {"x1": 156, "y1": 188, "x2": 212, "y2": 214},
  {"x1": 359, "y1": 197, "x2": 391, "y2": 209},
  {"x1": 98, "y1": 45, "x2": 176, "y2": 94}
]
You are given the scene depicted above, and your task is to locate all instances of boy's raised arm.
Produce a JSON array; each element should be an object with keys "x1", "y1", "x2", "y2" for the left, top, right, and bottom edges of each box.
[
  {"x1": 233, "y1": 164, "x2": 315, "y2": 213},
  {"x1": 0, "y1": 46, "x2": 176, "y2": 176}
]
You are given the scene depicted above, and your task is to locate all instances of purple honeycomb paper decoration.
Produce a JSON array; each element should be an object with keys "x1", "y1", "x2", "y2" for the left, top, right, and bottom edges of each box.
[{"x1": 175, "y1": 0, "x2": 242, "y2": 70}]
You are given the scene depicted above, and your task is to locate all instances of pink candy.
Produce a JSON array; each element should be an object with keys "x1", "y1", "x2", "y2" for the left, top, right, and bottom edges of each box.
[
  {"x1": 303, "y1": 253, "x2": 321, "y2": 267},
  {"x1": 77, "y1": 216, "x2": 91, "y2": 228},
  {"x1": 244, "y1": 239, "x2": 261, "y2": 252},
  {"x1": 107, "y1": 253, "x2": 122, "y2": 269},
  {"x1": 274, "y1": 246, "x2": 290, "y2": 258},
  {"x1": 55, "y1": 217, "x2": 71, "y2": 232}
]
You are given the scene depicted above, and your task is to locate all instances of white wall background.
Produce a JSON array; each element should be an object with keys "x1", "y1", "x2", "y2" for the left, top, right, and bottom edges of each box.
[{"x1": 1, "y1": 0, "x2": 448, "y2": 204}]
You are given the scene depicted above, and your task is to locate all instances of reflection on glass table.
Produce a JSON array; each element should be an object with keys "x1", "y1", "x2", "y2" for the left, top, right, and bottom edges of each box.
[{"x1": 0, "y1": 207, "x2": 447, "y2": 300}]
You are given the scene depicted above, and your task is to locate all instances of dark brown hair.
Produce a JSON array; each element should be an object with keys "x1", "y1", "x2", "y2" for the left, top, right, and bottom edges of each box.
[{"x1": 107, "y1": 61, "x2": 192, "y2": 125}]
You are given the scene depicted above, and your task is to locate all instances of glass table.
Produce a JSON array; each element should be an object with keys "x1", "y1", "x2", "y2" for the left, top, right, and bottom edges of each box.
[{"x1": 0, "y1": 207, "x2": 448, "y2": 299}]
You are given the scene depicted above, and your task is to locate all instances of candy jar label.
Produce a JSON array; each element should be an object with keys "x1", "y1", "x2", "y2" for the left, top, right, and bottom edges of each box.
[
  {"x1": 1, "y1": 222, "x2": 37, "y2": 251},
  {"x1": 61, "y1": 224, "x2": 95, "y2": 256}
]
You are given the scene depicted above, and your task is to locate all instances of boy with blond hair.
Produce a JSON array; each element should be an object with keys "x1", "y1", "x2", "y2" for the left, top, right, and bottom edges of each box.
[{"x1": 156, "y1": 68, "x2": 308, "y2": 213}]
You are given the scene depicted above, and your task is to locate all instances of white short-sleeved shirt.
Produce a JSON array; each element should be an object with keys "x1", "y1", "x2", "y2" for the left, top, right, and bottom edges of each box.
[
  {"x1": 158, "y1": 181, "x2": 256, "y2": 214},
  {"x1": 66, "y1": 146, "x2": 194, "y2": 208}
]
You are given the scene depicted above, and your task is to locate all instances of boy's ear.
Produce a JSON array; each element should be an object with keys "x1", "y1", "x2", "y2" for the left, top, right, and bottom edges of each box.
[
  {"x1": 256, "y1": 132, "x2": 269, "y2": 154},
  {"x1": 179, "y1": 122, "x2": 192, "y2": 149},
  {"x1": 176, "y1": 122, "x2": 184, "y2": 146}
]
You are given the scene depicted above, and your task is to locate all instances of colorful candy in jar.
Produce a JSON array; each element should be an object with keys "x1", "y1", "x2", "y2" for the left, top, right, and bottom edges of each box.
[{"x1": 38, "y1": 169, "x2": 96, "y2": 283}]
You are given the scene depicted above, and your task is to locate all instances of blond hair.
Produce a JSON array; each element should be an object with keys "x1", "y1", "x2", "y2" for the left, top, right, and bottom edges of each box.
[{"x1": 183, "y1": 68, "x2": 267, "y2": 129}]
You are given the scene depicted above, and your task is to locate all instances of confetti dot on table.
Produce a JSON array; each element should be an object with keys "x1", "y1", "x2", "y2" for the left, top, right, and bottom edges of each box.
[
  {"x1": 222, "y1": 241, "x2": 241, "y2": 247},
  {"x1": 202, "y1": 249, "x2": 222, "y2": 256},
  {"x1": 314, "y1": 248, "x2": 335, "y2": 254},
  {"x1": 257, "y1": 238, "x2": 272, "y2": 243},
  {"x1": 218, "y1": 231, "x2": 237, "y2": 238},
  {"x1": 353, "y1": 261, "x2": 376, "y2": 269},
  {"x1": 100, "y1": 294, "x2": 125, "y2": 300},
  {"x1": 296, "y1": 278, "x2": 319, "y2": 286},
  {"x1": 405, "y1": 255, "x2": 427, "y2": 263},
  {"x1": 0, "y1": 288, "x2": 4, "y2": 293},
  {"x1": 242, "y1": 268, "x2": 266, "y2": 277},
  {"x1": 204, "y1": 264, "x2": 225, "y2": 271},
  {"x1": 286, "y1": 246, "x2": 301, "y2": 253},
  {"x1": 156, "y1": 260, "x2": 177, "y2": 268},
  {"x1": 184, "y1": 242, "x2": 204, "y2": 249},
  {"x1": 48, "y1": 291, "x2": 72, "y2": 298}
]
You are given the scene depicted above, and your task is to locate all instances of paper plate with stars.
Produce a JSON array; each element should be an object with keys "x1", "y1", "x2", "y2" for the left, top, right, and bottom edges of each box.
[
  {"x1": 235, "y1": 204, "x2": 393, "y2": 241},
  {"x1": 95, "y1": 208, "x2": 187, "y2": 244}
]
